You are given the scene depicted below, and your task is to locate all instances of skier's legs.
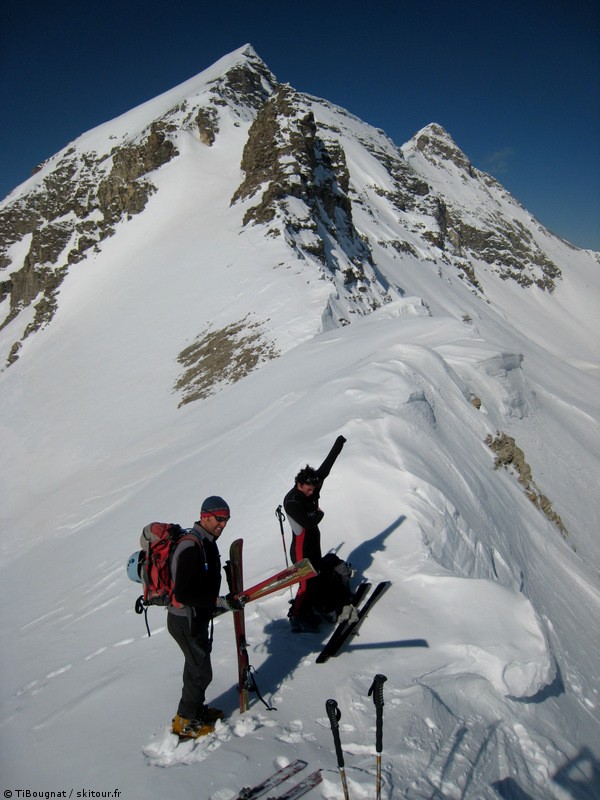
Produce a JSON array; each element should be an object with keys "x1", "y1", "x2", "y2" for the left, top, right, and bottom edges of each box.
[
  {"x1": 289, "y1": 530, "x2": 310, "y2": 618},
  {"x1": 167, "y1": 613, "x2": 213, "y2": 719}
]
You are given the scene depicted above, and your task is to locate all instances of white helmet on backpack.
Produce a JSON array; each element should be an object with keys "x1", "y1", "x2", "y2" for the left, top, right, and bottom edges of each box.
[{"x1": 127, "y1": 551, "x2": 142, "y2": 583}]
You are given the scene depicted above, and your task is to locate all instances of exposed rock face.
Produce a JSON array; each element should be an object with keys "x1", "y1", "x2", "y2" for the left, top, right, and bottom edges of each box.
[
  {"x1": 208, "y1": 52, "x2": 277, "y2": 112},
  {"x1": 174, "y1": 316, "x2": 279, "y2": 406},
  {"x1": 414, "y1": 123, "x2": 475, "y2": 174},
  {"x1": 97, "y1": 123, "x2": 177, "y2": 223},
  {"x1": 233, "y1": 86, "x2": 358, "y2": 234},
  {"x1": 195, "y1": 107, "x2": 220, "y2": 145},
  {"x1": 405, "y1": 125, "x2": 563, "y2": 292},
  {"x1": 487, "y1": 432, "x2": 568, "y2": 539},
  {"x1": 0, "y1": 125, "x2": 179, "y2": 362},
  {"x1": 231, "y1": 85, "x2": 391, "y2": 321}
]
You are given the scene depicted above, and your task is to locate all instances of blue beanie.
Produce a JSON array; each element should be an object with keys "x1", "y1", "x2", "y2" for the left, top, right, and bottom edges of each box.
[{"x1": 201, "y1": 495, "x2": 230, "y2": 519}]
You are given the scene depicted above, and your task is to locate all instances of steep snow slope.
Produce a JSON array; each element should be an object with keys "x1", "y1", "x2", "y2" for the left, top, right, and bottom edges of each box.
[{"x1": 2, "y1": 304, "x2": 599, "y2": 798}]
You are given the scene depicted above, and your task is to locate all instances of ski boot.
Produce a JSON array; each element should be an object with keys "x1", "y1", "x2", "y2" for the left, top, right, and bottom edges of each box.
[
  {"x1": 172, "y1": 714, "x2": 215, "y2": 739},
  {"x1": 199, "y1": 704, "x2": 225, "y2": 722}
]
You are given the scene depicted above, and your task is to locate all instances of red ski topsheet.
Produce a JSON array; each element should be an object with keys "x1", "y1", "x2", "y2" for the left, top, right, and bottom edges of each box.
[{"x1": 239, "y1": 558, "x2": 317, "y2": 602}]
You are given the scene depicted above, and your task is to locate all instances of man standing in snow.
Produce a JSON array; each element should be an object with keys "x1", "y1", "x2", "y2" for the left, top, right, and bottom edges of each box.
[
  {"x1": 283, "y1": 435, "x2": 347, "y2": 632},
  {"x1": 168, "y1": 495, "x2": 243, "y2": 739}
]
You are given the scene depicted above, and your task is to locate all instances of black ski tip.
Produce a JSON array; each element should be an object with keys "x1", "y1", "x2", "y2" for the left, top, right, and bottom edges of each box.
[{"x1": 315, "y1": 580, "x2": 392, "y2": 663}]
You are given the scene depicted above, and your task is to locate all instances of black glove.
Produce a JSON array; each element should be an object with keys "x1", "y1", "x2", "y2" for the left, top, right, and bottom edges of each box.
[
  {"x1": 228, "y1": 592, "x2": 246, "y2": 610},
  {"x1": 216, "y1": 593, "x2": 246, "y2": 612},
  {"x1": 336, "y1": 435, "x2": 347, "y2": 447}
]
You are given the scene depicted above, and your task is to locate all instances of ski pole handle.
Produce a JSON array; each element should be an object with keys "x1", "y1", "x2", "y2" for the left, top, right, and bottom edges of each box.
[
  {"x1": 326, "y1": 699, "x2": 350, "y2": 800},
  {"x1": 368, "y1": 674, "x2": 387, "y2": 753},
  {"x1": 326, "y1": 699, "x2": 345, "y2": 768},
  {"x1": 276, "y1": 505, "x2": 285, "y2": 529},
  {"x1": 275, "y1": 505, "x2": 291, "y2": 571},
  {"x1": 369, "y1": 673, "x2": 387, "y2": 709}
]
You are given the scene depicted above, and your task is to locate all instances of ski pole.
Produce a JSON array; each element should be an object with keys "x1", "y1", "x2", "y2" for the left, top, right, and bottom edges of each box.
[
  {"x1": 275, "y1": 505, "x2": 293, "y2": 598},
  {"x1": 368, "y1": 674, "x2": 387, "y2": 800},
  {"x1": 326, "y1": 698, "x2": 350, "y2": 800},
  {"x1": 275, "y1": 505, "x2": 290, "y2": 568}
]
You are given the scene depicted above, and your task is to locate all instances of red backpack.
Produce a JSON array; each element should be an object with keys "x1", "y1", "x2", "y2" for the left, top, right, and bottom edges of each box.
[{"x1": 130, "y1": 522, "x2": 198, "y2": 634}]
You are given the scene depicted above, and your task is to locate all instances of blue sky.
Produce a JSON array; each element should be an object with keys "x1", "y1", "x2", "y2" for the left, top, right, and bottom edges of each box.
[{"x1": 1, "y1": 0, "x2": 598, "y2": 249}]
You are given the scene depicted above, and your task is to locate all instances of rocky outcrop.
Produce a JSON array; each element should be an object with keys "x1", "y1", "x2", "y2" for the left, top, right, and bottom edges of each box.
[
  {"x1": 97, "y1": 123, "x2": 177, "y2": 224},
  {"x1": 0, "y1": 123, "x2": 178, "y2": 365},
  {"x1": 414, "y1": 123, "x2": 475, "y2": 175},
  {"x1": 174, "y1": 316, "x2": 279, "y2": 406},
  {"x1": 208, "y1": 51, "x2": 277, "y2": 112},
  {"x1": 405, "y1": 124, "x2": 563, "y2": 292},
  {"x1": 436, "y1": 202, "x2": 561, "y2": 290},
  {"x1": 487, "y1": 432, "x2": 568, "y2": 539},
  {"x1": 231, "y1": 85, "x2": 390, "y2": 318},
  {"x1": 195, "y1": 107, "x2": 220, "y2": 145}
]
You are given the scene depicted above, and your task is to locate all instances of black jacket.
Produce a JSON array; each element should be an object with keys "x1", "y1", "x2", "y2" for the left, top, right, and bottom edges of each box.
[
  {"x1": 172, "y1": 524, "x2": 222, "y2": 626},
  {"x1": 283, "y1": 436, "x2": 345, "y2": 570}
]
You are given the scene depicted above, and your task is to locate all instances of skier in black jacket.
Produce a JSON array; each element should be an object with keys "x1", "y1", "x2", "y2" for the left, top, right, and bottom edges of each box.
[
  {"x1": 168, "y1": 495, "x2": 243, "y2": 739},
  {"x1": 283, "y1": 435, "x2": 346, "y2": 632}
]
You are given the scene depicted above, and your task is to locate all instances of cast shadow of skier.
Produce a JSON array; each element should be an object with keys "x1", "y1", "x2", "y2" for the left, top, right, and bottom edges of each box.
[
  {"x1": 219, "y1": 513, "x2": 419, "y2": 711},
  {"x1": 335, "y1": 513, "x2": 427, "y2": 653},
  {"x1": 343, "y1": 513, "x2": 406, "y2": 580}
]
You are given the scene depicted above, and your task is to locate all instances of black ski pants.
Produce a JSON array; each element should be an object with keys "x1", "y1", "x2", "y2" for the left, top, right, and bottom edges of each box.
[{"x1": 167, "y1": 612, "x2": 213, "y2": 720}]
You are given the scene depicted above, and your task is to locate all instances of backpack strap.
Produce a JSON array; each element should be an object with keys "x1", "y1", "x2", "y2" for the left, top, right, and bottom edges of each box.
[{"x1": 169, "y1": 531, "x2": 207, "y2": 597}]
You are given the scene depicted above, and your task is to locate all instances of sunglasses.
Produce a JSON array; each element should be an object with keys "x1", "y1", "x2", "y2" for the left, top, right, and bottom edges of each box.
[{"x1": 213, "y1": 515, "x2": 229, "y2": 523}]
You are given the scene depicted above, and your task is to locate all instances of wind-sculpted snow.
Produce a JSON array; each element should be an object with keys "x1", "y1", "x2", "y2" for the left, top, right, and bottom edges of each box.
[
  {"x1": 478, "y1": 352, "x2": 537, "y2": 419},
  {"x1": 411, "y1": 575, "x2": 554, "y2": 698}
]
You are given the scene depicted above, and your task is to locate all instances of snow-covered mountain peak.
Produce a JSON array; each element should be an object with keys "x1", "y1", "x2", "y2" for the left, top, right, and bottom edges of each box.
[{"x1": 408, "y1": 122, "x2": 474, "y2": 174}]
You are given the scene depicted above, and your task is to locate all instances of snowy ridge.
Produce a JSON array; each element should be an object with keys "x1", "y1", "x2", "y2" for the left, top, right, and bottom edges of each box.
[
  {"x1": 0, "y1": 44, "x2": 268, "y2": 204},
  {"x1": 1, "y1": 46, "x2": 599, "y2": 799}
]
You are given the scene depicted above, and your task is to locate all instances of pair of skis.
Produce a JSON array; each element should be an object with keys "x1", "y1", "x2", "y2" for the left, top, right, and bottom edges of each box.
[
  {"x1": 225, "y1": 539, "x2": 317, "y2": 712},
  {"x1": 316, "y1": 580, "x2": 392, "y2": 663},
  {"x1": 229, "y1": 758, "x2": 321, "y2": 800}
]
